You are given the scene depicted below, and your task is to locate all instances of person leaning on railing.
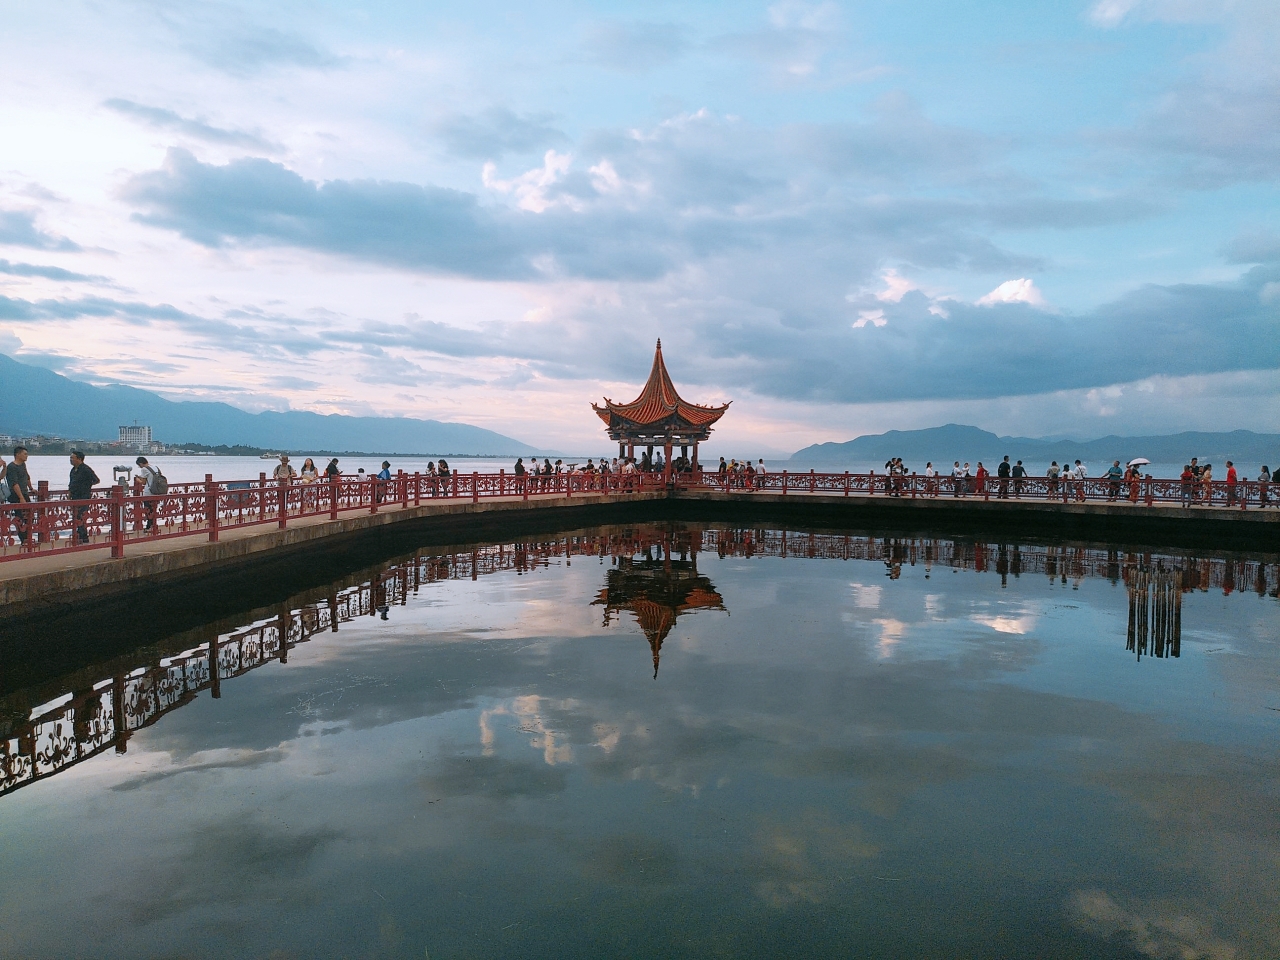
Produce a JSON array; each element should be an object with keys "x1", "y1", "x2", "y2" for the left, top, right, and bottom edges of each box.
[{"x1": 1259, "y1": 466, "x2": 1272, "y2": 508}]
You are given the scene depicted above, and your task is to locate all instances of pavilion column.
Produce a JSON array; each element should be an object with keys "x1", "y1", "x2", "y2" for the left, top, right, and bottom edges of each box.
[
  {"x1": 692, "y1": 441, "x2": 699, "y2": 472},
  {"x1": 664, "y1": 439, "x2": 673, "y2": 484},
  {"x1": 627, "y1": 442, "x2": 634, "y2": 459},
  {"x1": 619, "y1": 441, "x2": 625, "y2": 458}
]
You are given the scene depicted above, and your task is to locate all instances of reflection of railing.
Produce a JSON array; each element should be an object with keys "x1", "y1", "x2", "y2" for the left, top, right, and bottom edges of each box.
[
  {"x1": 700, "y1": 529, "x2": 1280, "y2": 596},
  {"x1": 5, "y1": 527, "x2": 1276, "y2": 797},
  {"x1": 1127, "y1": 567, "x2": 1182, "y2": 660}
]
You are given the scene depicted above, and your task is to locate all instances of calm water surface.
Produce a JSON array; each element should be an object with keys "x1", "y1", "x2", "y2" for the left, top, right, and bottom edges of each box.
[{"x1": 1, "y1": 526, "x2": 1278, "y2": 959}]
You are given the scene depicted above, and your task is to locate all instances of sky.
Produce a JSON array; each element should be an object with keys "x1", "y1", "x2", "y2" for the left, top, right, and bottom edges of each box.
[{"x1": 0, "y1": 0, "x2": 1277, "y2": 455}]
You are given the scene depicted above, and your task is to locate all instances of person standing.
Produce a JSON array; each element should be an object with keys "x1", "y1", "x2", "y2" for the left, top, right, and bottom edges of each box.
[
  {"x1": 1258, "y1": 465, "x2": 1271, "y2": 508},
  {"x1": 437, "y1": 460, "x2": 450, "y2": 497},
  {"x1": 924, "y1": 461, "x2": 936, "y2": 497},
  {"x1": 299, "y1": 458, "x2": 319, "y2": 482},
  {"x1": 324, "y1": 458, "x2": 341, "y2": 478},
  {"x1": 6, "y1": 445, "x2": 35, "y2": 543},
  {"x1": 68, "y1": 450, "x2": 99, "y2": 544},
  {"x1": 376, "y1": 461, "x2": 392, "y2": 503},
  {"x1": 133, "y1": 455, "x2": 164, "y2": 531},
  {"x1": 273, "y1": 455, "x2": 296, "y2": 482},
  {"x1": 1012, "y1": 460, "x2": 1026, "y2": 498},
  {"x1": 1106, "y1": 460, "x2": 1123, "y2": 501},
  {"x1": 1200, "y1": 463, "x2": 1214, "y2": 504},
  {"x1": 1225, "y1": 461, "x2": 1237, "y2": 506},
  {"x1": 975, "y1": 462, "x2": 988, "y2": 496},
  {"x1": 951, "y1": 461, "x2": 964, "y2": 497},
  {"x1": 1072, "y1": 460, "x2": 1088, "y2": 501},
  {"x1": 1180, "y1": 464, "x2": 1195, "y2": 507},
  {"x1": 996, "y1": 456, "x2": 1011, "y2": 499},
  {"x1": 1046, "y1": 461, "x2": 1060, "y2": 499},
  {"x1": 756, "y1": 458, "x2": 767, "y2": 490}
]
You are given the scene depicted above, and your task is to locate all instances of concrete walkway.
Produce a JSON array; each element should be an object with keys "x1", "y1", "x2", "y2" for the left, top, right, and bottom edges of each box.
[{"x1": 2, "y1": 487, "x2": 1275, "y2": 609}]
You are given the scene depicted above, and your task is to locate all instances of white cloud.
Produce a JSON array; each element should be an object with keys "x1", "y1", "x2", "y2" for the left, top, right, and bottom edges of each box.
[
  {"x1": 875, "y1": 268, "x2": 915, "y2": 303},
  {"x1": 853, "y1": 308, "x2": 887, "y2": 328},
  {"x1": 976, "y1": 278, "x2": 1049, "y2": 308},
  {"x1": 482, "y1": 150, "x2": 578, "y2": 213}
]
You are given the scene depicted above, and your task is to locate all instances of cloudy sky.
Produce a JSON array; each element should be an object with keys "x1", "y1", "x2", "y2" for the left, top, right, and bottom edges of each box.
[{"x1": 1, "y1": 0, "x2": 1277, "y2": 454}]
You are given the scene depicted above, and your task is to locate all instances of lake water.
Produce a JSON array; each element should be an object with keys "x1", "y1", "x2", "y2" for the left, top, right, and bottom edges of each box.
[{"x1": 2, "y1": 524, "x2": 1278, "y2": 959}]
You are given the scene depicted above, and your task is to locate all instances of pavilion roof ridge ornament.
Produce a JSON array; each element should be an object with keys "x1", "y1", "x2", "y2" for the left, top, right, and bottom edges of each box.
[{"x1": 591, "y1": 339, "x2": 730, "y2": 446}]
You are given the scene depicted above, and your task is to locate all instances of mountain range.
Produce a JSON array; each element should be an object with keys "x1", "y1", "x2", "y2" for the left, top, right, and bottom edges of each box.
[
  {"x1": 791, "y1": 423, "x2": 1280, "y2": 469},
  {"x1": 0, "y1": 354, "x2": 537, "y2": 455}
]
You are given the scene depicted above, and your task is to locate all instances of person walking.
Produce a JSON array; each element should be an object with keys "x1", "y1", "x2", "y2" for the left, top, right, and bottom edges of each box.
[
  {"x1": 6, "y1": 445, "x2": 34, "y2": 543},
  {"x1": 997, "y1": 456, "x2": 1011, "y2": 499},
  {"x1": 1012, "y1": 460, "x2": 1026, "y2": 498},
  {"x1": 68, "y1": 450, "x2": 99, "y2": 544}
]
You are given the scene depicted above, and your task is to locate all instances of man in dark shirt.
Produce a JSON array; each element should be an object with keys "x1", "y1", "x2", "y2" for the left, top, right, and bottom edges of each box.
[
  {"x1": 1011, "y1": 459, "x2": 1026, "y2": 498},
  {"x1": 997, "y1": 456, "x2": 1011, "y2": 499},
  {"x1": 68, "y1": 450, "x2": 100, "y2": 543},
  {"x1": 6, "y1": 445, "x2": 34, "y2": 543}
]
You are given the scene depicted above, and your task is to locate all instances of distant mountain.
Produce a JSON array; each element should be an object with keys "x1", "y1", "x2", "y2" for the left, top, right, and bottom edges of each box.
[
  {"x1": 0, "y1": 353, "x2": 537, "y2": 455},
  {"x1": 792, "y1": 423, "x2": 1280, "y2": 469}
]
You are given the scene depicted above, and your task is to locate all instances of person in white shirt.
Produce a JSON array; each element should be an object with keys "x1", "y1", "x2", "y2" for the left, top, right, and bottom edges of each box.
[
  {"x1": 1072, "y1": 460, "x2": 1088, "y2": 501},
  {"x1": 952, "y1": 461, "x2": 965, "y2": 497},
  {"x1": 924, "y1": 461, "x2": 936, "y2": 497}
]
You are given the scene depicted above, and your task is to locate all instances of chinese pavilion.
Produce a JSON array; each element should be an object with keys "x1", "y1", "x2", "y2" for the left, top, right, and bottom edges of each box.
[{"x1": 592, "y1": 339, "x2": 730, "y2": 478}]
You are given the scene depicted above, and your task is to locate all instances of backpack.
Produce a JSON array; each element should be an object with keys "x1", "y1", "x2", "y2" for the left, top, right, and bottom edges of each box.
[{"x1": 150, "y1": 467, "x2": 169, "y2": 495}]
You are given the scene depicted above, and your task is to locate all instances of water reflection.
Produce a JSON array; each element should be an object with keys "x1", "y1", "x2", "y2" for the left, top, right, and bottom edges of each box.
[
  {"x1": 593, "y1": 532, "x2": 725, "y2": 677},
  {"x1": 3, "y1": 526, "x2": 1277, "y2": 799}
]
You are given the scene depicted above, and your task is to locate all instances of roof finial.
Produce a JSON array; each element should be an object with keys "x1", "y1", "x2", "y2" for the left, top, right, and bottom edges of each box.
[{"x1": 655, "y1": 338, "x2": 661, "y2": 349}]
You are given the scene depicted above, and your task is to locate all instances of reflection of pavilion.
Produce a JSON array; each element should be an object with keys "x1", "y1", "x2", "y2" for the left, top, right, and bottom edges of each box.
[
  {"x1": 1126, "y1": 565, "x2": 1182, "y2": 660},
  {"x1": 593, "y1": 537, "x2": 726, "y2": 678}
]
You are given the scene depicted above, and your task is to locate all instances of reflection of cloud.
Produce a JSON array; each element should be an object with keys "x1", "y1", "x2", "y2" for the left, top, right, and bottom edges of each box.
[
  {"x1": 850, "y1": 583, "x2": 881, "y2": 608},
  {"x1": 479, "y1": 694, "x2": 575, "y2": 764},
  {"x1": 970, "y1": 614, "x2": 1037, "y2": 635},
  {"x1": 752, "y1": 811, "x2": 879, "y2": 908},
  {"x1": 1069, "y1": 889, "x2": 1238, "y2": 960},
  {"x1": 873, "y1": 618, "x2": 907, "y2": 658}
]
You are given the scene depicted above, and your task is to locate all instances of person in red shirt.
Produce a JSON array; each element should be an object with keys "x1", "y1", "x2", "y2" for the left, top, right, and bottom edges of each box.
[
  {"x1": 974, "y1": 462, "x2": 988, "y2": 496},
  {"x1": 1225, "y1": 461, "x2": 1238, "y2": 506}
]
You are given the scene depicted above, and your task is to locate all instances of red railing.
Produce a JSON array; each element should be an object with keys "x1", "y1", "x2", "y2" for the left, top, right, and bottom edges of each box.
[
  {"x1": 679, "y1": 469, "x2": 1273, "y2": 510},
  {"x1": 2, "y1": 467, "x2": 1271, "y2": 565},
  {"x1": 0, "y1": 469, "x2": 665, "y2": 563}
]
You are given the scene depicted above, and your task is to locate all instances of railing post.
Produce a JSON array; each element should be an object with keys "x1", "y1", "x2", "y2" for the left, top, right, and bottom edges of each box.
[
  {"x1": 369, "y1": 475, "x2": 378, "y2": 514},
  {"x1": 206, "y1": 474, "x2": 219, "y2": 542},
  {"x1": 472, "y1": 472, "x2": 478, "y2": 503},
  {"x1": 399, "y1": 470, "x2": 408, "y2": 509},
  {"x1": 35, "y1": 480, "x2": 48, "y2": 543},
  {"x1": 110, "y1": 484, "x2": 126, "y2": 559},
  {"x1": 499, "y1": 468, "x2": 505, "y2": 497},
  {"x1": 844, "y1": 471, "x2": 850, "y2": 497},
  {"x1": 523, "y1": 471, "x2": 530, "y2": 501},
  {"x1": 911, "y1": 472, "x2": 917, "y2": 499},
  {"x1": 810, "y1": 469, "x2": 816, "y2": 493},
  {"x1": 414, "y1": 471, "x2": 421, "y2": 506},
  {"x1": 782, "y1": 471, "x2": 788, "y2": 495},
  {"x1": 278, "y1": 477, "x2": 288, "y2": 529},
  {"x1": 329, "y1": 474, "x2": 340, "y2": 520}
]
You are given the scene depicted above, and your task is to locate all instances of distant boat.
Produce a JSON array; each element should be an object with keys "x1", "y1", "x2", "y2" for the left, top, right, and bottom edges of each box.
[{"x1": 260, "y1": 453, "x2": 278, "y2": 459}]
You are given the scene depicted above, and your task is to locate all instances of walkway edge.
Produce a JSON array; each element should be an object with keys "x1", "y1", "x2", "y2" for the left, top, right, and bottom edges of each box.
[{"x1": 0, "y1": 493, "x2": 664, "y2": 610}]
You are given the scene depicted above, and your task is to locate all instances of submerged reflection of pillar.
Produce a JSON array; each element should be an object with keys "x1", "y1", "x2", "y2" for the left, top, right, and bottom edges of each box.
[{"x1": 1127, "y1": 566, "x2": 1182, "y2": 660}]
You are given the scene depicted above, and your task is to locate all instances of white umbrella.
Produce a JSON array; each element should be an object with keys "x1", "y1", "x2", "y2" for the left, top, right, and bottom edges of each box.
[{"x1": 1127, "y1": 458, "x2": 1150, "y2": 466}]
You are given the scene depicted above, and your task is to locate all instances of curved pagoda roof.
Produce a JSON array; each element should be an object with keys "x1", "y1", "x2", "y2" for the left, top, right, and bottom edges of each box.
[{"x1": 592, "y1": 339, "x2": 730, "y2": 441}]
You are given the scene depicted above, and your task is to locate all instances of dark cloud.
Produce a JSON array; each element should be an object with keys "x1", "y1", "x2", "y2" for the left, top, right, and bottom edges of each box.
[
  {"x1": 121, "y1": 149, "x2": 536, "y2": 279},
  {"x1": 184, "y1": 24, "x2": 345, "y2": 75},
  {"x1": 433, "y1": 107, "x2": 568, "y2": 160},
  {"x1": 0, "y1": 209, "x2": 81, "y2": 252},
  {"x1": 1224, "y1": 229, "x2": 1280, "y2": 264},
  {"x1": 582, "y1": 21, "x2": 689, "y2": 72},
  {"x1": 104, "y1": 98, "x2": 282, "y2": 151},
  {"x1": 0, "y1": 258, "x2": 105, "y2": 282}
]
